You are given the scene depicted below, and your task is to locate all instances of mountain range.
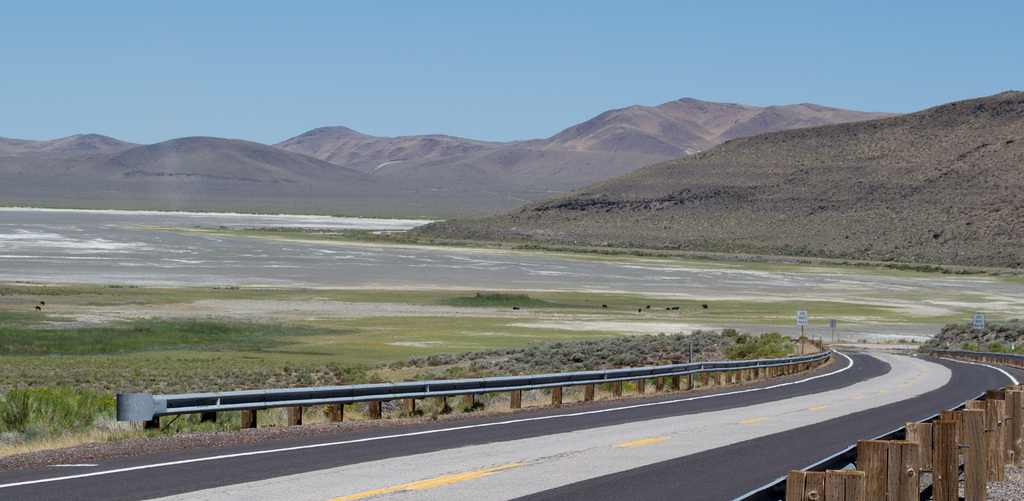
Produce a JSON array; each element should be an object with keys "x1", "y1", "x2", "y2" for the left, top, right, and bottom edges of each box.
[
  {"x1": 418, "y1": 91, "x2": 1024, "y2": 268},
  {"x1": 0, "y1": 99, "x2": 893, "y2": 217}
]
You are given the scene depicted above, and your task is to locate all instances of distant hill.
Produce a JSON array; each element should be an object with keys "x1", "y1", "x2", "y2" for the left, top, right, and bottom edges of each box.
[
  {"x1": 0, "y1": 98, "x2": 895, "y2": 217},
  {"x1": 276, "y1": 99, "x2": 894, "y2": 195},
  {"x1": 0, "y1": 134, "x2": 138, "y2": 157},
  {"x1": 417, "y1": 92, "x2": 1024, "y2": 268},
  {"x1": 0, "y1": 136, "x2": 432, "y2": 217}
]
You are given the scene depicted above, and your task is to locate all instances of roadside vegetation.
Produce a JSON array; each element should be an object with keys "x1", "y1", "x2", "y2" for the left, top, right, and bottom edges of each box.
[
  {"x1": 919, "y1": 319, "x2": 1024, "y2": 353},
  {"x1": 0, "y1": 281, "x2": 819, "y2": 458}
]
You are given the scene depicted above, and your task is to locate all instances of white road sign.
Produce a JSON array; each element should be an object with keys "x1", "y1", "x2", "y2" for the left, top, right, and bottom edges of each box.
[
  {"x1": 973, "y1": 313, "x2": 985, "y2": 330},
  {"x1": 797, "y1": 310, "x2": 809, "y2": 326}
]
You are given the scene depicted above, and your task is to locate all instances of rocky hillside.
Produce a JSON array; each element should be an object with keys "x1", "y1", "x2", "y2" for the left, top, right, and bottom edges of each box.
[{"x1": 417, "y1": 92, "x2": 1024, "y2": 268}]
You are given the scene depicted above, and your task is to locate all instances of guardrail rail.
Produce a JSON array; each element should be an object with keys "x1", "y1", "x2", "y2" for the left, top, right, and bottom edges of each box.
[{"x1": 118, "y1": 350, "x2": 832, "y2": 427}]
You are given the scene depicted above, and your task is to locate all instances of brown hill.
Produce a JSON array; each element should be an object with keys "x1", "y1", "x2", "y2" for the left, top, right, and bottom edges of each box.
[
  {"x1": 0, "y1": 134, "x2": 138, "y2": 157},
  {"x1": 276, "y1": 99, "x2": 895, "y2": 195},
  {"x1": 417, "y1": 91, "x2": 1024, "y2": 268},
  {"x1": 0, "y1": 99, "x2": 897, "y2": 217}
]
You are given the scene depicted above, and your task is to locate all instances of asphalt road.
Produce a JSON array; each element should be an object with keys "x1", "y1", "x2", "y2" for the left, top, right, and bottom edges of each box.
[{"x1": 2, "y1": 351, "x2": 1016, "y2": 500}]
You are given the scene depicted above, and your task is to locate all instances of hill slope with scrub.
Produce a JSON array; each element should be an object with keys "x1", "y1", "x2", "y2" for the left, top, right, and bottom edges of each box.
[{"x1": 417, "y1": 92, "x2": 1024, "y2": 268}]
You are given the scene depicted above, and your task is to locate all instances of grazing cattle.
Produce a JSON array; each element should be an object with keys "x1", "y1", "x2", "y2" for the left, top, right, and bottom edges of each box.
[
  {"x1": 671, "y1": 307, "x2": 679, "y2": 310},
  {"x1": 638, "y1": 308, "x2": 642, "y2": 313},
  {"x1": 35, "y1": 306, "x2": 41, "y2": 311},
  {"x1": 512, "y1": 306, "x2": 520, "y2": 310},
  {"x1": 40, "y1": 301, "x2": 45, "y2": 305},
  {"x1": 666, "y1": 307, "x2": 672, "y2": 310},
  {"x1": 702, "y1": 304, "x2": 708, "y2": 309},
  {"x1": 645, "y1": 305, "x2": 650, "y2": 310},
  {"x1": 602, "y1": 304, "x2": 608, "y2": 308}
]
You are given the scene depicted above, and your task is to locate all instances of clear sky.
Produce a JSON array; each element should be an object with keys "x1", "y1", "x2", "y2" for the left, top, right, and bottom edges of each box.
[{"x1": 2, "y1": 1, "x2": 1021, "y2": 145}]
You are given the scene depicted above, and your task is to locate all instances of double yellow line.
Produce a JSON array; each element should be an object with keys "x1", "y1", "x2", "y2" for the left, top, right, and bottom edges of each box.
[{"x1": 330, "y1": 463, "x2": 525, "y2": 500}]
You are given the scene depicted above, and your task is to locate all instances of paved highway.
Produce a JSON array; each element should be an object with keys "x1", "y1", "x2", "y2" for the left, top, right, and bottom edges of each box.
[{"x1": 1, "y1": 350, "x2": 1017, "y2": 500}]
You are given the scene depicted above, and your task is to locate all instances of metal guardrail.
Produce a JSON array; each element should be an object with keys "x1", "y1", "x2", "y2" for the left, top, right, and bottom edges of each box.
[
  {"x1": 117, "y1": 350, "x2": 832, "y2": 422},
  {"x1": 931, "y1": 349, "x2": 1024, "y2": 365}
]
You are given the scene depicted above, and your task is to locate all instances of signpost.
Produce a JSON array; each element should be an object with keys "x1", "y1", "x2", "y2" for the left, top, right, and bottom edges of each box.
[
  {"x1": 797, "y1": 310, "x2": 809, "y2": 338},
  {"x1": 830, "y1": 318, "x2": 837, "y2": 342}
]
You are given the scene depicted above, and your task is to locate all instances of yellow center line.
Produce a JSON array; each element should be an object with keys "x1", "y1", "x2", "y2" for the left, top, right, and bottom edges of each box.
[
  {"x1": 614, "y1": 437, "x2": 670, "y2": 447},
  {"x1": 742, "y1": 417, "x2": 767, "y2": 424},
  {"x1": 809, "y1": 405, "x2": 827, "y2": 410},
  {"x1": 879, "y1": 389, "x2": 888, "y2": 393},
  {"x1": 329, "y1": 463, "x2": 524, "y2": 500},
  {"x1": 852, "y1": 395, "x2": 865, "y2": 400}
]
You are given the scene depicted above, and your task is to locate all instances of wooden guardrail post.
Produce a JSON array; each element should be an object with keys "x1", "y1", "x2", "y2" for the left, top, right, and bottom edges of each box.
[
  {"x1": 886, "y1": 440, "x2": 920, "y2": 501},
  {"x1": 288, "y1": 406, "x2": 302, "y2": 426},
  {"x1": 824, "y1": 470, "x2": 865, "y2": 501},
  {"x1": 671, "y1": 375, "x2": 681, "y2": 391},
  {"x1": 962, "y1": 408, "x2": 987, "y2": 501},
  {"x1": 612, "y1": 381, "x2": 623, "y2": 397},
  {"x1": 787, "y1": 470, "x2": 864, "y2": 501},
  {"x1": 583, "y1": 384, "x2": 594, "y2": 401},
  {"x1": 1008, "y1": 388, "x2": 1023, "y2": 463},
  {"x1": 932, "y1": 420, "x2": 958, "y2": 501},
  {"x1": 985, "y1": 397, "x2": 1006, "y2": 481},
  {"x1": 551, "y1": 387, "x2": 562, "y2": 406},
  {"x1": 462, "y1": 394, "x2": 474, "y2": 408},
  {"x1": 328, "y1": 403, "x2": 343, "y2": 422},
  {"x1": 510, "y1": 390, "x2": 522, "y2": 409},
  {"x1": 368, "y1": 401, "x2": 383, "y2": 419},
  {"x1": 200, "y1": 411, "x2": 217, "y2": 423},
  {"x1": 403, "y1": 398, "x2": 416, "y2": 414},
  {"x1": 143, "y1": 417, "x2": 159, "y2": 430},
  {"x1": 856, "y1": 439, "x2": 888, "y2": 501},
  {"x1": 905, "y1": 422, "x2": 932, "y2": 470},
  {"x1": 786, "y1": 470, "x2": 825, "y2": 501},
  {"x1": 636, "y1": 378, "x2": 646, "y2": 394},
  {"x1": 241, "y1": 409, "x2": 258, "y2": 428},
  {"x1": 655, "y1": 376, "x2": 664, "y2": 392}
]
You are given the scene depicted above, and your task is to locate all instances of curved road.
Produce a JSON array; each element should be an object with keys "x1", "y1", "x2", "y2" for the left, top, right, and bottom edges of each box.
[{"x1": 1, "y1": 350, "x2": 1017, "y2": 500}]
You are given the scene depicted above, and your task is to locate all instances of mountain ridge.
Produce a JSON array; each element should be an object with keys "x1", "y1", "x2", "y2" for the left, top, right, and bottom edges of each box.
[{"x1": 416, "y1": 91, "x2": 1024, "y2": 268}]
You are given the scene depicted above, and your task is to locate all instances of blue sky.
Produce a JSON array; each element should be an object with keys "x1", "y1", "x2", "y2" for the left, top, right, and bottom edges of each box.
[{"x1": 2, "y1": 1, "x2": 1021, "y2": 145}]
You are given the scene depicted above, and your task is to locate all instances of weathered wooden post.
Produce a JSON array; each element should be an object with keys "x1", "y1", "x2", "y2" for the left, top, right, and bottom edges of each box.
[
  {"x1": 886, "y1": 440, "x2": 920, "y2": 501},
  {"x1": 824, "y1": 469, "x2": 865, "y2": 501},
  {"x1": 1008, "y1": 389, "x2": 1023, "y2": 463},
  {"x1": 655, "y1": 377, "x2": 664, "y2": 392},
  {"x1": 962, "y1": 408, "x2": 987, "y2": 501},
  {"x1": 328, "y1": 403, "x2": 343, "y2": 422},
  {"x1": 786, "y1": 470, "x2": 825, "y2": 501},
  {"x1": 612, "y1": 381, "x2": 623, "y2": 397},
  {"x1": 932, "y1": 420, "x2": 958, "y2": 501},
  {"x1": 636, "y1": 379, "x2": 646, "y2": 394},
  {"x1": 551, "y1": 387, "x2": 562, "y2": 406},
  {"x1": 985, "y1": 398, "x2": 1006, "y2": 481},
  {"x1": 200, "y1": 411, "x2": 217, "y2": 423},
  {"x1": 368, "y1": 401, "x2": 383, "y2": 419},
  {"x1": 583, "y1": 384, "x2": 595, "y2": 401},
  {"x1": 905, "y1": 422, "x2": 932, "y2": 470},
  {"x1": 856, "y1": 439, "x2": 888, "y2": 501},
  {"x1": 288, "y1": 406, "x2": 302, "y2": 426},
  {"x1": 510, "y1": 390, "x2": 522, "y2": 409},
  {"x1": 403, "y1": 398, "x2": 416, "y2": 414},
  {"x1": 143, "y1": 417, "x2": 159, "y2": 430},
  {"x1": 241, "y1": 409, "x2": 258, "y2": 428}
]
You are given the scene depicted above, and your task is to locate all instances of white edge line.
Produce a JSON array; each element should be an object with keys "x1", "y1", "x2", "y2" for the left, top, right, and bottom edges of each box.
[{"x1": 0, "y1": 352, "x2": 854, "y2": 490}]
